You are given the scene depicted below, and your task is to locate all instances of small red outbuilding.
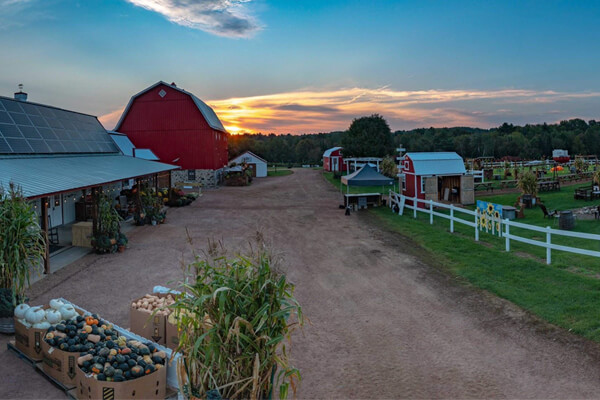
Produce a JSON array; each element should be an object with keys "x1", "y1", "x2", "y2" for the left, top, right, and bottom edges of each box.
[
  {"x1": 115, "y1": 82, "x2": 228, "y2": 185},
  {"x1": 323, "y1": 147, "x2": 347, "y2": 172}
]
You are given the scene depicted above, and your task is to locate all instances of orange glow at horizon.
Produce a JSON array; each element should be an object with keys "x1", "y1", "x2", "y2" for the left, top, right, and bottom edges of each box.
[{"x1": 99, "y1": 87, "x2": 600, "y2": 134}]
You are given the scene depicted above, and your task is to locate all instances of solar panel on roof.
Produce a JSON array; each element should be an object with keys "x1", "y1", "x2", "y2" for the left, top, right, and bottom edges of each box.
[
  {"x1": 0, "y1": 97, "x2": 118, "y2": 155},
  {"x1": 6, "y1": 138, "x2": 32, "y2": 153}
]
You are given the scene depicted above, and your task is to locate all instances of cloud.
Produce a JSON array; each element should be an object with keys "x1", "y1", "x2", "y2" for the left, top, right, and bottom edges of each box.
[
  {"x1": 206, "y1": 87, "x2": 600, "y2": 134},
  {"x1": 99, "y1": 86, "x2": 600, "y2": 134},
  {"x1": 0, "y1": 0, "x2": 36, "y2": 28},
  {"x1": 124, "y1": 0, "x2": 261, "y2": 38}
]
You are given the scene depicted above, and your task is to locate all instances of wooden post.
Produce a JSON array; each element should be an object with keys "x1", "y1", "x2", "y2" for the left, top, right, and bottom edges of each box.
[
  {"x1": 154, "y1": 173, "x2": 159, "y2": 193},
  {"x1": 474, "y1": 210, "x2": 479, "y2": 242},
  {"x1": 450, "y1": 204, "x2": 454, "y2": 233},
  {"x1": 429, "y1": 200, "x2": 433, "y2": 224},
  {"x1": 41, "y1": 197, "x2": 50, "y2": 274},
  {"x1": 92, "y1": 187, "x2": 99, "y2": 238}
]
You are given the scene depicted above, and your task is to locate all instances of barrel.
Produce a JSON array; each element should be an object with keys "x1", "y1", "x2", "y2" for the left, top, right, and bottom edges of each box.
[{"x1": 559, "y1": 210, "x2": 575, "y2": 230}]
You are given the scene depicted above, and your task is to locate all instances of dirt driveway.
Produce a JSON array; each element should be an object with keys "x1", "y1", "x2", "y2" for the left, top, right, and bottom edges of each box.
[{"x1": 3, "y1": 168, "x2": 600, "y2": 398}]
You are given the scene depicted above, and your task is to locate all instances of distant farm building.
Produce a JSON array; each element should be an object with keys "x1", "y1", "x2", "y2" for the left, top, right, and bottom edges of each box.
[
  {"x1": 115, "y1": 81, "x2": 228, "y2": 186},
  {"x1": 323, "y1": 147, "x2": 347, "y2": 172},
  {"x1": 400, "y1": 152, "x2": 473, "y2": 206},
  {"x1": 229, "y1": 151, "x2": 267, "y2": 177}
]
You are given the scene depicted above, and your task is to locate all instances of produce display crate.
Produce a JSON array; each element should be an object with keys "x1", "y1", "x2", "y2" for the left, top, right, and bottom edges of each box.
[{"x1": 8, "y1": 298, "x2": 181, "y2": 399}]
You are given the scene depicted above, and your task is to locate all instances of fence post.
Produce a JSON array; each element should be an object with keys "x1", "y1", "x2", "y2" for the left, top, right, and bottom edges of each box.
[
  {"x1": 429, "y1": 200, "x2": 433, "y2": 224},
  {"x1": 450, "y1": 204, "x2": 454, "y2": 233},
  {"x1": 388, "y1": 190, "x2": 391, "y2": 208},
  {"x1": 546, "y1": 226, "x2": 551, "y2": 265},
  {"x1": 413, "y1": 197, "x2": 417, "y2": 219},
  {"x1": 505, "y1": 219, "x2": 510, "y2": 252},
  {"x1": 474, "y1": 210, "x2": 479, "y2": 241}
]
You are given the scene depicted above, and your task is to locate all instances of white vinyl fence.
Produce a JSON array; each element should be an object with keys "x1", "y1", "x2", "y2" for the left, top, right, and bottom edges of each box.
[{"x1": 388, "y1": 190, "x2": 600, "y2": 265}]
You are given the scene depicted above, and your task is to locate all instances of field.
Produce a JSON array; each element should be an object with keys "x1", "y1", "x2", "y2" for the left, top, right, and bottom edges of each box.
[
  {"x1": 369, "y1": 180, "x2": 600, "y2": 341},
  {"x1": 267, "y1": 168, "x2": 294, "y2": 177}
]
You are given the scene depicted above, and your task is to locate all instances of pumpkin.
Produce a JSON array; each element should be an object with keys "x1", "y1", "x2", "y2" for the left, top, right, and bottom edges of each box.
[
  {"x1": 96, "y1": 374, "x2": 106, "y2": 381},
  {"x1": 91, "y1": 363, "x2": 104, "y2": 374},
  {"x1": 104, "y1": 366, "x2": 115, "y2": 377},
  {"x1": 49, "y1": 299, "x2": 64, "y2": 310},
  {"x1": 45, "y1": 309, "x2": 62, "y2": 324},
  {"x1": 130, "y1": 365, "x2": 143, "y2": 378},
  {"x1": 14, "y1": 304, "x2": 30, "y2": 319},
  {"x1": 25, "y1": 307, "x2": 45, "y2": 324},
  {"x1": 59, "y1": 305, "x2": 77, "y2": 320},
  {"x1": 78, "y1": 354, "x2": 93, "y2": 366}
]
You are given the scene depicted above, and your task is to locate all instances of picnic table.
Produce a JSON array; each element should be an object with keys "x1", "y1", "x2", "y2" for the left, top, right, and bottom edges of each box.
[
  {"x1": 538, "y1": 180, "x2": 560, "y2": 192},
  {"x1": 475, "y1": 182, "x2": 494, "y2": 192}
]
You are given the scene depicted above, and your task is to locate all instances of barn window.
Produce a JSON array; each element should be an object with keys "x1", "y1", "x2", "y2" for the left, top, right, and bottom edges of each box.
[
  {"x1": 159, "y1": 89, "x2": 166, "y2": 98},
  {"x1": 421, "y1": 178, "x2": 426, "y2": 194},
  {"x1": 187, "y1": 170, "x2": 196, "y2": 181},
  {"x1": 401, "y1": 177, "x2": 406, "y2": 191}
]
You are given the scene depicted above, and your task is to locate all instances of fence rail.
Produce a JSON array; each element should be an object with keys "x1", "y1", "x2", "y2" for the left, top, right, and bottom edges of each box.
[{"x1": 388, "y1": 190, "x2": 600, "y2": 264}]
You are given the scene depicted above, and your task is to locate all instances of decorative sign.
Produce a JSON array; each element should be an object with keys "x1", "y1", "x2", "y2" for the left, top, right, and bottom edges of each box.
[{"x1": 477, "y1": 200, "x2": 503, "y2": 236}]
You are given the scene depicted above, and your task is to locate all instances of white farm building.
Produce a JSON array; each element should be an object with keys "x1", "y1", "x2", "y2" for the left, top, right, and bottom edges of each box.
[{"x1": 229, "y1": 151, "x2": 268, "y2": 177}]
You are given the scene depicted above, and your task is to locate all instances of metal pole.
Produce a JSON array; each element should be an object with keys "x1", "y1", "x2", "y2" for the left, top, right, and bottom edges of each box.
[
  {"x1": 505, "y1": 219, "x2": 510, "y2": 251},
  {"x1": 546, "y1": 226, "x2": 552, "y2": 264},
  {"x1": 475, "y1": 210, "x2": 479, "y2": 241},
  {"x1": 429, "y1": 199, "x2": 433, "y2": 224}
]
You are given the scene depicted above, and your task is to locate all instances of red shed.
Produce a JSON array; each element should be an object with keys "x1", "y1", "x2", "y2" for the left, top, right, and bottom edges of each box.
[
  {"x1": 401, "y1": 152, "x2": 473, "y2": 207},
  {"x1": 323, "y1": 146, "x2": 347, "y2": 172},
  {"x1": 115, "y1": 82, "x2": 228, "y2": 174}
]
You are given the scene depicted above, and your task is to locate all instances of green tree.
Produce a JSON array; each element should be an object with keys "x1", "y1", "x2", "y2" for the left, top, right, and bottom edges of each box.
[
  {"x1": 380, "y1": 156, "x2": 399, "y2": 178},
  {"x1": 342, "y1": 114, "x2": 394, "y2": 157}
]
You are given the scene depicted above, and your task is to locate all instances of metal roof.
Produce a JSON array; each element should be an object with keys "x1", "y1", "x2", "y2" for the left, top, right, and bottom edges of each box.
[
  {"x1": 406, "y1": 152, "x2": 466, "y2": 176},
  {"x1": 323, "y1": 146, "x2": 342, "y2": 158},
  {"x1": 109, "y1": 132, "x2": 159, "y2": 160},
  {"x1": 114, "y1": 81, "x2": 227, "y2": 133},
  {"x1": 230, "y1": 151, "x2": 267, "y2": 165},
  {"x1": 0, "y1": 95, "x2": 119, "y2": 155},
  {"x1": 0, "y1": 154, "x2": 178, "y2": 198}
]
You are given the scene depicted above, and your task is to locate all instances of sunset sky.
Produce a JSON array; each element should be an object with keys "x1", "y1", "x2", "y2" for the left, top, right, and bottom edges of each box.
[{"x1": 1, "y1": 1, "x2": 600, "y2": 134}]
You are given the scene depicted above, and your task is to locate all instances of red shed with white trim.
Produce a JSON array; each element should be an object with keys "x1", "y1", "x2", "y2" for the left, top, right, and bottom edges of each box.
[
  {"x1": 115, "y1": 81, "x2": 228, "y2": 171},
  {"x1": 323, "y1": 146, "x2": 347, "y2": 172},
  {"x1": 401, "y1": 152, "x2": 473, "y2": 207}
]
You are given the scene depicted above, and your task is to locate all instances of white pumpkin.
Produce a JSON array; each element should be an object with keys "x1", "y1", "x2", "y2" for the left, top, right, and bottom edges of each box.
[
  {"x1": 18, "y1": 318, "x2": 31, "y2": 328},
  {"x1": 45, "y1": 309, "x2": 62, "y2": 324},
  {"x1": 14, "y1": 303, "x2": 30, "y2": 319},
  {"x1": 59, "y1": 304, "x2": 77, "y2": 320},
  {"x1": 33, "y1": 321, "x2": 51, "y2": 330},
  {"x1": 25, "y1": 306, "x2": 45, "y2": 324},
  {"x1": 49, "y1": 299, "x2": 64, "y2": 310}
]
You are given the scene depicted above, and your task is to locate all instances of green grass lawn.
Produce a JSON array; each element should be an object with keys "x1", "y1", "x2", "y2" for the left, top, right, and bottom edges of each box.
[
  {"x1": 323, "y1": 171, "x2": 397, "y2": 195},
  {"x1": 267, "y1": 169, "x2": 294, "y2": 177},
  {"x1": 369, "y1": 206, "x2": 600, "y2": 341}
]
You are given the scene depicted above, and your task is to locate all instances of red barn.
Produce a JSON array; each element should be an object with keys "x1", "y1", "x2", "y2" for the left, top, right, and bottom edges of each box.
[
  {"x1": 323, "y1": 147, "x2": 347, "y2": 172},
  {"x1": 401, "y1": 152, "x2": 473, "y2": 207},
  {"x1": 115, "y1": 81, "x2": 228, "y2": 185}
]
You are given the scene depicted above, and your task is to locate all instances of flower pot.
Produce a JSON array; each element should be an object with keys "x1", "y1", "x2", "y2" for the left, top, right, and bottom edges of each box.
[
  {"x1": 110, "y1": 238, "x2": 117, "y2": 245},
  {"x1": 118, "y1": 245, "x2": 126, "y2": 253},
  {"x1": 151, "y1": 220, "x2": 157, "y2": 226},
  {"x1": 0, "y1": 316, "x2": 15, "y2": 334}
]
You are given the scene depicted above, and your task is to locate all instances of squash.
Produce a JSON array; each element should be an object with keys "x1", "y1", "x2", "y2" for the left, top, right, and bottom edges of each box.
[
  {"x1": 49, "y1": 299, "x2": 64, "y2": 310},
  {"x1": 33, "y1": 321, "x2": 51, "y2": 330},
  {"x1": 14, "y1": 304, "x2": 30, "y2": 319},
  {"x1": 45, "y1": 309, "x2": 62, "y2": 324},
  {"x1": 59, "y1": 305, "x2": 77, "y2": 320},
  {"x1": 25, "y1": 307, "x2": 45, "y2": 324}
]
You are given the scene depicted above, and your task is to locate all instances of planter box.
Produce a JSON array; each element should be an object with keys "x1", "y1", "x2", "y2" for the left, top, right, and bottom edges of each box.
[{"x1": 75, "y1": 361, "x2": 167, "y2": 400}]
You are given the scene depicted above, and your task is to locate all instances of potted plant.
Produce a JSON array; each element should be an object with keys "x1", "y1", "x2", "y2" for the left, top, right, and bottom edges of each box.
[
  {"x1": 0, "y1": 183, "x2": 46, "y2": 333},
  {"x1": 169, "y1": 242, "x2": 303, "y2": 399},
  {"x1": 517, "y1": 171, "x2": 538, "y2": 208}
]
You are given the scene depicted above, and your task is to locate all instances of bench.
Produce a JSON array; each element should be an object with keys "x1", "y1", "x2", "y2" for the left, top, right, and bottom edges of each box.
[
  {"x1": 474, "y1": 182, "x2": 494, "y2": 192},
  {"x1": 174, "y1": 181, "x2": 203, "y2": 195}
]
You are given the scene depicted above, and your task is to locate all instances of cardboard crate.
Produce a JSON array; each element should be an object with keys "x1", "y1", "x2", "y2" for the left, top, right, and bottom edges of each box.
[
  {"x1": 129, "y1": 294, "x2": 173, "y2": 346},
  {"x1": 14, "y1": 316, "x2": 46, "y2": 361},
  {"x1": 75, "y1": 359, "x2": 167, "y2": 400},
  {"x1": 165, "y1": 320, "x2": 179, "y2": 351},
  {"x1": 41, "y1": 338, "x2": 79, "y2": 388}
]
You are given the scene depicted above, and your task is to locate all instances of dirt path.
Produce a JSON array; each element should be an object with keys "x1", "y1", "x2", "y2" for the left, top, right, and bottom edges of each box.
[{"x1": 3, "y1": 168, "x2": 600, "y2": 398}]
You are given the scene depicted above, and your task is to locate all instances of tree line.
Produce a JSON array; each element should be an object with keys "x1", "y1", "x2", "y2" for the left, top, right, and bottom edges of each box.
[{"x1": 228, "y1": 116, "x2": 600, "y2": 164}]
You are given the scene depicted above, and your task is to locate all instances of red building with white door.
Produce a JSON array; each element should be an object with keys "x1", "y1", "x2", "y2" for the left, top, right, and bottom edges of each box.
[
  {"x1": 323, "y1": 146, "x2": 347, "y2": 172},
  {"x1": 115, "y1": 81, "x2": 228, "y2": 185}
]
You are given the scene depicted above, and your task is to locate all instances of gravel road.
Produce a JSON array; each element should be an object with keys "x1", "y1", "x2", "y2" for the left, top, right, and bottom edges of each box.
[{"x1": 2, "y1": 168, "x2": 600, "y2": 399}]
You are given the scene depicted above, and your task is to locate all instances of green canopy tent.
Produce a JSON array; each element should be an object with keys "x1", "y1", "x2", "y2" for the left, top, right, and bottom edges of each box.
[{"x1": 341, "y1": 165, "x2": 395, "y2": 207}]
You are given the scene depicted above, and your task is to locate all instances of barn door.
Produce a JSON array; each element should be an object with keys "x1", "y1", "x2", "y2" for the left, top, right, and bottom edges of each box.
[
  {"x1": 460, "y1": 175, "x2": 474, "y2": 205},
  {"x1": 249, "y1": 164, "x2": 257, "y2": 177},
  {"x1": 424, "y1": 177, "x2": 438, "y2": 201}
]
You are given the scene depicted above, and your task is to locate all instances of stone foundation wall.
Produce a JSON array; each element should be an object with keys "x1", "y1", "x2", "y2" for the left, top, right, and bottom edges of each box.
[{"x1": 171, "y1": 169, "x2": 224, "y2": 187}]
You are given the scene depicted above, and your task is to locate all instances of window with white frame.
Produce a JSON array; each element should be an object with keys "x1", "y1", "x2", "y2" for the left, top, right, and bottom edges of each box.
[{"x1": 420, "y1": 177, "x2": 426, "y2": 193}]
